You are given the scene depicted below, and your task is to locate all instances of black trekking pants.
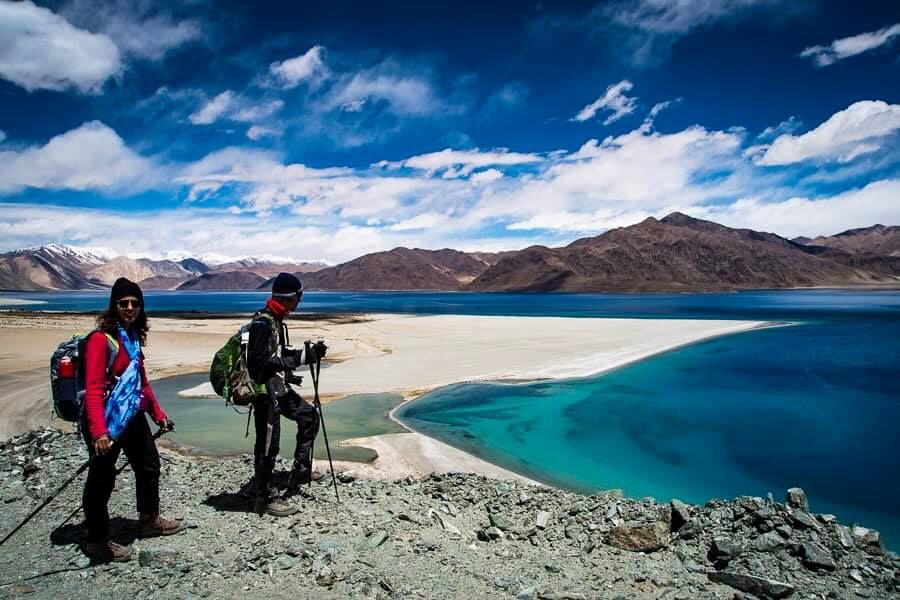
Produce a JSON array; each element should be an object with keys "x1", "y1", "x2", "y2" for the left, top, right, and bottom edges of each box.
[
  {"x1": 81, "y1": 413, "x2": 160, "y2": 543},
  {"x1": 252, "y1": 390, "x2": 320, "y2": 499}
]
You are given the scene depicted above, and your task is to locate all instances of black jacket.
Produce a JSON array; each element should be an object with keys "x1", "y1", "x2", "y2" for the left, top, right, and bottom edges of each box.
[{"x1": 247, "y1": 310, "x2": 287, "y2": 386}]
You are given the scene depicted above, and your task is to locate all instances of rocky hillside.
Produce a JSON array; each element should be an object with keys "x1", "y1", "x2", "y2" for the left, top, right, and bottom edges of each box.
[
  {"x1": 87, "y1": 256, "x2": 197, "y2": 285},
  {"x1": 0, "y1": 429, "x2": 897, "y2": 599},
  {"x1": 176, "y1": 271, "x2": 268, "y2": 291},
  {"x1": 469, "y1": 213, "x2": 900, "y2": 292},
  {"x1": 0, "y1": 245, "x2": 106, "y2": 291},
  {"x1": 799, "y1": 225, "x2": 900, "y2": 257},
  {"x1": 302, "y1": 248, "x2": 494, "y2": 291}
]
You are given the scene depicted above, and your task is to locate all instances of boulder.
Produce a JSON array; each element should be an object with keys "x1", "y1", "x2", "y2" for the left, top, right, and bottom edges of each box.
[
  {"x1": 800, "y1": 542, "x2": 836, "y2": 571},
  {"x1": 785, "y1": 488, "x2": 809, "y2": 512},
  {"x1": 605, "y1": 520, "x2": 669, "y2": 553}
]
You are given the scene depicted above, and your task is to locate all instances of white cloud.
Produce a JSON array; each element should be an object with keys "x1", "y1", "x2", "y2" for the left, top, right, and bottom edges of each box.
[
  {"x1": 387, "y1": 212, "x2": 449, "y2": 231},
  {"x1": 602, "y1": 0, "x2": 781, "y2": 65},
  {"x1": 232, "y1": 100, "x2": 284, "y2": 123},
  {"x1": 61, "y1": 0, "x2": 203, "y2": 62},
  {"x1": 376, "y1": 148, "x2": 543, "y2": 176},
  {"x1": 0, "y1": 121, "x2": 156, "y2": 193},
  {"x1": 188, "y1": 90, "x2": 236, "y2": 125},
  {"x1": 507, "y1": 209, "x2": 654, "y2": 232},
  {"x1": 800, "y1": 23, "x2": 900, "y2": 67},
  {"x1": 698, "y1": 179, "x2": 900, "y2": 238},
  {"x1": 470, "y1": 169, "x2": 504, "y2": 185},
  {"x1": 328, "y1": 70, "x2": 441, "y2": 117},
  {"x1": 0, "y1": 0, "x2": 121, "y2": 93},
  {"x1": 606, "y1": 0, "x2": 776, "y2": 34},
  {"x1": 757, "y1": 116, "x2": 802, "y2": 141},
  {"x1": 573, "y1": 80, "x2": 638, "y2": 124},
  {"x1": 269, "y1": 45, "x2": 327, "y2": 89},
  {"x1": 757, "y1": 100, "x2": 900, "y2": 166},
  {"x1": 246, "y1": 125, "x2": 282, "y2": 141}
]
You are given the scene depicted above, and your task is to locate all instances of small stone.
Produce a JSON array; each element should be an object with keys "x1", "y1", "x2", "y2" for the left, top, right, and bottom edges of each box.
[
  {"x1": 790, "y1": 509, "x2": 820, "y2": 530},
  {"x1": 536, "y1": 510, "x2": 550, "y2": 529},
  {"x1": 336, "y1": 471, "x2": 355, "y2": 484},
  {"x1": 709, "y1": 538, "x2": 744, "y2": 563},
  {"x1": 851, "y1": 526, "x2": 882, "y2": 553},
  {"x1": 753, "y1": 531, "x2": 784, "y2": 552},
  {"x1": 483, "y1": 526, "x2": 503, "y2": 541},
  {"x1": 670, "y1": 499, "x2": 690, "y2": 532},
  {"x1": 707, "y1": 571, "x2": 794, "y2": 599},
  {"x1": 489, "y1": 511, "x2": 513, "y2": 531},
  {"x1": 605, "y1": 520, "x2": 670, "y2": 553},
  {"x1": 517, "y1": 586, "x2": 537, "y2": 600},
  {"x1": 835, "y1": 524, "x2": 854, "y2": 549},
  {"x1": 785, "y1": 487, "x2": 809, "y2": 512},
  {"x1": 800, "y1": 542, "x2": 836, "y2": 571},
  {"x1": 9, "y1": 583, "x2": 35, "y2": 595},
  {"x1": 849, "y1": 569, "x2": 864, "y2": 584},
  {"x1": 366, "y1": 531, "x2": 388, "y2": 548},
  {"x1": 138, "y1": 549, "x2": 180, "y2": 568},
  {"x1": 775, "y1": 525, "x2": 792, "y2": 539},
  {"x1": 272, "y1": 555, "x2": 299, "y2": 571}
]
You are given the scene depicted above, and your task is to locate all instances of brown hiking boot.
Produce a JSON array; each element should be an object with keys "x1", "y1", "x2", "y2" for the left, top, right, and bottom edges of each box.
[
  {"x1": 254, "y1": 497, "x2": 298, "y2": 517},
  {"x1": 83, "y1": 540, "x2": 132, "y2": 563},
  {"x1": 287, "y1": 467, "x2": 324, "y2": 491},
  {"x1": 138, "y1": 514, "x2": 185, "y2": 537}
]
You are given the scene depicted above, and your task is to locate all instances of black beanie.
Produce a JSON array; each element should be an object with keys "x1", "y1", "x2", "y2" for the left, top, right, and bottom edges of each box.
[
  {"x1": 272, "y1": 272, "x2": 303, "y2": 298},
  {"x1": 110, "y1": 277, "x2": 144, "y2": 303}
]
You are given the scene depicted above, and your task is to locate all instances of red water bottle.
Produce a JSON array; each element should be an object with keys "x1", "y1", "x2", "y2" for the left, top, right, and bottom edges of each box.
[{"x1": 58, "y1": 356, "x2": 76, "y2": 378}]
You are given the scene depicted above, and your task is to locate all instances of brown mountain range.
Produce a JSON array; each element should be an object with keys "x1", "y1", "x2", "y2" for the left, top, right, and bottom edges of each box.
[
  {"x1": 797, "y1": 224, "x2": 900, "y2": 257},
  {"x1": 176, "y1": 271, "x2": 268, "y2": 291},
  {"x1": 467, "y1": 213, "x2": 900, "y2": 292},
  {"x1": 300, "y1": 248, "x2": 501, "y2": 291}
]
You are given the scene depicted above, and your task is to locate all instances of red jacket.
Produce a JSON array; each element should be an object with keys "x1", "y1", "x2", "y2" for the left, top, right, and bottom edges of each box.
[{"x1": 83, "y1": 330, "x2": 167, "y2": 441}]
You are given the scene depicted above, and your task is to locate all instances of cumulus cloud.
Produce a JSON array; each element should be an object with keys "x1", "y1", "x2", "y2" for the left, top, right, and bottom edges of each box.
[
  {"x1": 0, "y1": 0, "x2": 121, "y2": 93},
  {"x1": 269, "y1": 45, "x2": 328, "y2": 89},
  {"x1": 756, "y1": 100, "x2": 900, "y2": 166},
  {"x1": 328, "y1": 69, "x2": 442, "y2": 117},
  {"x1": 699, "y1": 179, "x2": 900, "y2": 238},
  {"x1": 189, "y1": 91, "x2": 284, "y2": 127},
  {"x1": 800, "y1": 23, "x2": 900, "y2": 67},
  {"x1": 0, "y1": 121, "x2": 156, "y2": 193},
  {"x1": 573, "y1": 80, "x2": 638, "y2": 124}
]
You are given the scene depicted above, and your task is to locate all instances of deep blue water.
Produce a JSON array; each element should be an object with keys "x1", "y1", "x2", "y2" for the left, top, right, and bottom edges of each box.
[{"x1": 5, "y1": 289, "x2": 900, "y2": 544}]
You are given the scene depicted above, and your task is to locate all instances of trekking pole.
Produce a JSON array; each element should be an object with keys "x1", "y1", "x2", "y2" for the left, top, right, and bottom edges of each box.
[
  {"x1": 310, "y1": 358, "x2": 339, "y2": 503},
  {"x1": 0, "y1": 426, "x2": 170, "y2": 546}
]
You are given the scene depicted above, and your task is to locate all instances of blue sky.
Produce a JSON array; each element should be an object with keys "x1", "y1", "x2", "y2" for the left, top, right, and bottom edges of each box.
[{"x1": 0, "y1": 0, "x2": 898, "y2": 263}]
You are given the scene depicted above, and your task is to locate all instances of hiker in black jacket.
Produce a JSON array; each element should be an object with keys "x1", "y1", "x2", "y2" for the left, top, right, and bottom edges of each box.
[{"x1": 247, "y1": 273, "x2": 327, "y2": 516}]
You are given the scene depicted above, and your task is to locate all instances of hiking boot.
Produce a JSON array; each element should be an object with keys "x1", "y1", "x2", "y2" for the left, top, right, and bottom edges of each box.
[
  {"x1": 138, "y1": 513, "x2": 185, "y2": 537},
  {"x1": 287, "y1": 467, "x2": 324, "y2": 491},
  {"x1": 83, "y1": 540, "x2": 132, "y2": 563},
  {"x1": 254, "y1": 497, "x2": 298, "y2": 517}
]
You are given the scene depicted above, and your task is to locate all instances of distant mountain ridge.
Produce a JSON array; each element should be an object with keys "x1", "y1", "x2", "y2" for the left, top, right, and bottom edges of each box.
[
  {"x1": 796, "y1": 224, "x2": 900, "y2": 257},
  {"x1": 2, "y1": 215, "x2": 899, "y2": 292}
]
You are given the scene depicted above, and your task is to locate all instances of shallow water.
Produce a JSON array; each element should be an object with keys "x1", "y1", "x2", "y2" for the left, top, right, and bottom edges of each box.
[{"x1": 152, "y1": 373, "x2": 407, "y2": 462}]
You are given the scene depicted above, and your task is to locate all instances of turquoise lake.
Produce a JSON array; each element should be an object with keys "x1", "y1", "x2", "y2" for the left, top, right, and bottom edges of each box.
[{"x1": 5, "y1": 289, "x2": 900, "y2": 545}]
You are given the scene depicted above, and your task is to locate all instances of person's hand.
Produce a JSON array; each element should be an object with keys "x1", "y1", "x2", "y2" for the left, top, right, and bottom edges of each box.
[
  {"x1": 277, "y1": 354, "x2": 300, "y2": 370},
  {"x1": 156, "y1": 418, "x2": 175, "y2": 434},
  {"x1": 93, "y1": 434, "x2": 112, "y2": 456},
  {"x1": 314, "y1": 340, "x2": 328, "y2": 359}
]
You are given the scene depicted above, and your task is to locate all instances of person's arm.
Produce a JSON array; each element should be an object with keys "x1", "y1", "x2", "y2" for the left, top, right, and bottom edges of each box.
[
  {"x1": 247, "y1": 318, "x2": 295, "y2": 384},
  {"x1": 83, "y1": 332, "x2": 112, "y2": 442}
]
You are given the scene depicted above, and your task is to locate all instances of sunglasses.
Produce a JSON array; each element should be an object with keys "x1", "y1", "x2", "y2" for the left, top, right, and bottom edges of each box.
[{"x1": 116, "y1": 299, "x2": 142, "y2": 309}]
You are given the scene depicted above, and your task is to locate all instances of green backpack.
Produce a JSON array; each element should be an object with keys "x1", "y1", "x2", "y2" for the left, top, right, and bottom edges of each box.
[{"x1": 209, "y1": 313, "x2": 274, "y2": 406}]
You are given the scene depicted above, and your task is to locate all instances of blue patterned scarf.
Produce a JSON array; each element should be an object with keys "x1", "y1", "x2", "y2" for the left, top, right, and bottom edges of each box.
[{"x1": 104, "y1": 325, "x2": 142, "y2": 440}]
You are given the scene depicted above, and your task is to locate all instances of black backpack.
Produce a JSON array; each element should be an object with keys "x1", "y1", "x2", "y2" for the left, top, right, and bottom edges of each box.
[{"x1": 50, "y1": 331, "x2": 119, "y2": 422}]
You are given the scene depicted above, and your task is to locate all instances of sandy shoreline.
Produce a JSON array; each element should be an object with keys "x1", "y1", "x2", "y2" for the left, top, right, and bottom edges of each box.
[{"x1": 0, "y1": 311, "x2": 768, "y2": 482}]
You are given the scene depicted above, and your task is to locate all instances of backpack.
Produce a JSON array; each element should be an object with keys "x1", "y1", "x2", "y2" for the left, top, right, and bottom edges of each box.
[
  {"x1": 209, "y1": 312, "x2": 274, "y2": 407},
  {"x1": 50, "y1": 331, "x2": 119, "y2": 422}
]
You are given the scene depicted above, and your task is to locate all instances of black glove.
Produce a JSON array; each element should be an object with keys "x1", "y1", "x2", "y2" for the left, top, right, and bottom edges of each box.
[
  {"x1": 314, "y1": 340, "x2": 328, "y2": 360},
  {"x1": 275, "y1": 354, "x2": 300, "y2": 371},
  {"x1": 156, "y1": 418, "x2": 175, "y2": 434},
  {"x1": 304, "y1": 340, "x2": 328, "y2": 363}
]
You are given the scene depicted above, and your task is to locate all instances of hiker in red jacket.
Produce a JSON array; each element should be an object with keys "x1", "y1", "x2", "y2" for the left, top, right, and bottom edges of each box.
[{"x1": 81, "y1": 278, "x2": 183, "y2": 562}]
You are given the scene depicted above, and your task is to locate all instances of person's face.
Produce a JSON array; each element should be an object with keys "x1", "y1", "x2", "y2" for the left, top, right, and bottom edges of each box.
[
  {"x1": 116, "y1": 296, "x2": 141, "y2": 328},
  {"x1": 281, "y1": 294, "x2": 300, "y2": 313}
]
